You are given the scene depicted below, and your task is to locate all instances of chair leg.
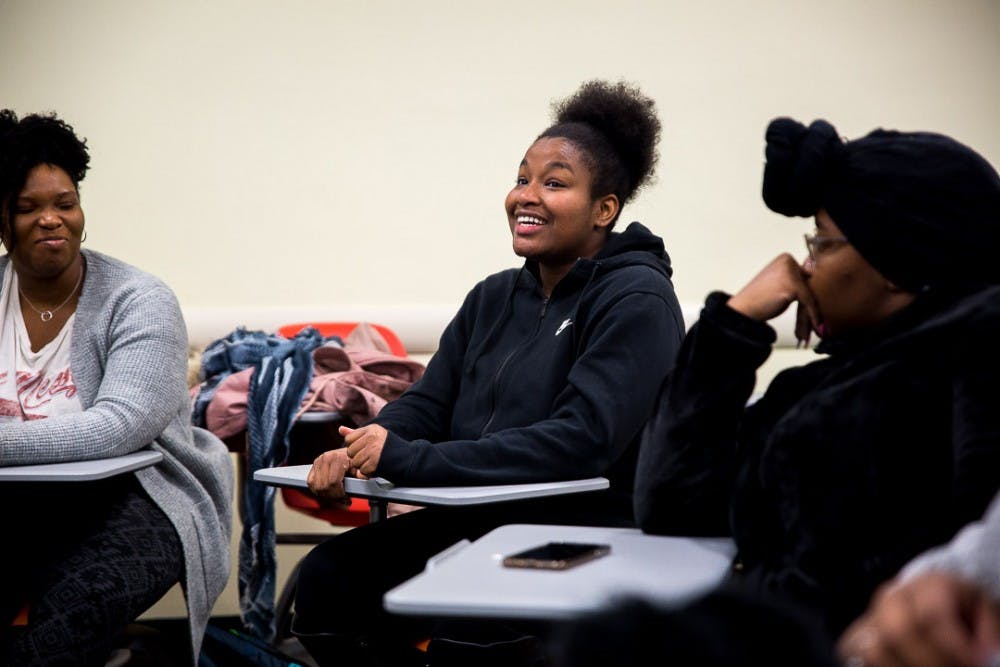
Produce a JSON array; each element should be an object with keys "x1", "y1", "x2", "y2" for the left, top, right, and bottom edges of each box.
[{"x1": 273, "y1": 557, "x2": 303, "y2": 644}]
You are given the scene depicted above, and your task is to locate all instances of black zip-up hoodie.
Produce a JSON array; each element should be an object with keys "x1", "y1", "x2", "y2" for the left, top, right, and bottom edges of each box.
[{"x1": 373, "y1": 222, "x2": 684, "y2": 520}]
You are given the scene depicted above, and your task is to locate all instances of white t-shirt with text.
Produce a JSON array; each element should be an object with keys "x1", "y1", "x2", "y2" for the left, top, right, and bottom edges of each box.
[{"x1": 0, "y1": 268, "x2": 82, "y2": 423}]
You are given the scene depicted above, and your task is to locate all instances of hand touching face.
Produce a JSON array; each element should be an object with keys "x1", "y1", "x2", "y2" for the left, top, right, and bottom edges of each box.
[
  {"x1": 726, "y1": 252, "x2": 821, "y2": 346},
  {"x1": 727, "y1": 210, "x2": 916, "y2": 343}
]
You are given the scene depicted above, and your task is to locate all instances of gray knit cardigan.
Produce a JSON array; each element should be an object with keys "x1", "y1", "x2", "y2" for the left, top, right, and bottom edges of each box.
[{"x1": 0, "y1": 249, "x2": 233, "y2": 662}]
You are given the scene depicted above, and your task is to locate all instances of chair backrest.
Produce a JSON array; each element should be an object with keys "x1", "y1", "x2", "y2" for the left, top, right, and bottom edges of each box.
[{"x1": 277, "y1": 321, "x2": 407, "y2": 357}]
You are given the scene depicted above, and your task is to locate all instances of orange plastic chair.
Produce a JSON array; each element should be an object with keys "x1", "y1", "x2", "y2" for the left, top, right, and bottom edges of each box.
[
  {"x1": 272, "y1": 321, "x2": 407, "y2": 641},
  {"x1": 277, "y1": 321, "x2": 407, "y2": 357}
]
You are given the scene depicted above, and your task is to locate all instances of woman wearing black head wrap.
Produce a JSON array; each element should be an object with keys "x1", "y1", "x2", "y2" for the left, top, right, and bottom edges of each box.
[{"x1": 632, "y1": 117, "x2": 1000, "y2": 647}]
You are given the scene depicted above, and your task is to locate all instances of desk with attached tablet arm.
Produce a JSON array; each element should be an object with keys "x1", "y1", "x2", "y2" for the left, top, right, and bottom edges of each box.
[
  {"x1": 0, "y1": 449, "x2": 164, "y2": 483},
  {"x1": 253, "y1": 464, "x2": 610, "y2": 522},
  {"x1": 384, "y1": 523, "x2": 736, "y2": 620}
]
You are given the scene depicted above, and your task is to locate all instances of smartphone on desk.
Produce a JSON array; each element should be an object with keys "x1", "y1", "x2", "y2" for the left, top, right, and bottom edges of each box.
[{"x1": 502, "y1": 541, "x2": 611, "y2": 570}]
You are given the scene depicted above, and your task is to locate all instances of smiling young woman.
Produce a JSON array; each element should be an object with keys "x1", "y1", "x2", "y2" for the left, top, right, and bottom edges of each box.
[{"x1": 294, "y1": 80, "x2": 685, "y2": 666}]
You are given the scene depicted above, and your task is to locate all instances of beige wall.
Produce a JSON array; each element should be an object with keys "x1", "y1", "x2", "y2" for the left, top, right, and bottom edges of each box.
[
  {"x1": 2, "y1": 0, "x2": 997, "y2": 316},
  {"x1": 3, "y1": 0, "x2": 998, "y2": 620}
]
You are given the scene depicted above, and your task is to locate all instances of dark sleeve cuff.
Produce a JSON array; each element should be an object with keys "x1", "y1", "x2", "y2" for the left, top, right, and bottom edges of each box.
[
  {"x1": 701, "y1": 291, "x2": 778, "y2": 347},
  {"x1": 374, "y1": 430, "x2": 413, "y2": 484}
]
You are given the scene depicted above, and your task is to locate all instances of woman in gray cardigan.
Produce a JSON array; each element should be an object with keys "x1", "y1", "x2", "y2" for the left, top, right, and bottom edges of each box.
[{"x1": 0, "y1": 110, "x2": 232, "y2": 665}]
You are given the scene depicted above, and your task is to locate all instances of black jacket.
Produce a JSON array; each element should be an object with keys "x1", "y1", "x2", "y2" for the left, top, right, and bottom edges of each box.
[
  {"x1": 374, "y1": 222, "x2": 684, "y2": 521},
  {"x1": 635, "y1": 285, "x2": 1000, "y2": 635}
]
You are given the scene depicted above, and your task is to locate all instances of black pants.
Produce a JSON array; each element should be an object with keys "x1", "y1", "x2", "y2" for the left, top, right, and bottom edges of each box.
[
  {"x1": 0, "y1": 475, "x2": 183, "y2": 667},
  {"x1": 292, "y1": 490, "x2": 630, "y2": 666}
]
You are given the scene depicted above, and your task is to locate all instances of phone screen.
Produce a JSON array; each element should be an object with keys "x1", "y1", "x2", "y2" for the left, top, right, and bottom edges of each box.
[{"x1": 502, "y1": 541, "x2": 611, "y2": 570}]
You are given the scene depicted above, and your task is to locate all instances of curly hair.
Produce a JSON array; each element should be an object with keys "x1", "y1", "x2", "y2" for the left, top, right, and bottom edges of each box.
[
  {"x1": 538, "y1": 80, "x2": 661, "y2": 226},
  {"x1": 0, "y1": 110, "x2": 90, "y2": 249}
]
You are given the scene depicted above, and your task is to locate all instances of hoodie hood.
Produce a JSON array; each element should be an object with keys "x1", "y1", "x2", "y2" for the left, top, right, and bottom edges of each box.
[
  {"x1": 594, "y1": 220, "x2": 673, "y2": 278},
  {"x1": 466, "y1": 220, "x2": 679, "y2": 375},
  {"x1": 524, "y1": 220, "x2": 674, "y2": 289}
]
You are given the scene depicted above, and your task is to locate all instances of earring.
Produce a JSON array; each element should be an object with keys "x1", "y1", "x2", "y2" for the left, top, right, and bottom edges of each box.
[{"x1": 81, "y1": 230, "x2": 87, "y2": 243}]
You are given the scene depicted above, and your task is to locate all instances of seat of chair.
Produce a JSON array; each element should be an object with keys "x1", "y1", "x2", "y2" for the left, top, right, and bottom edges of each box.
[{"x1": 279, "y1": 489, "x2": 370, "y2": 531}]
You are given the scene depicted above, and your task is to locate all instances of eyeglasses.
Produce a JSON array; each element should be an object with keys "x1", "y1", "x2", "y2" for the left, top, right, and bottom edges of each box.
[{"x1": 804, "y1": 233, "x2": 848, "y2": 260}]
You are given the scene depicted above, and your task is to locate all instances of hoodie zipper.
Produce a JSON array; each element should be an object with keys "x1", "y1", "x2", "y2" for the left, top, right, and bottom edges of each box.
[{"x1": 478, "y1": 297, "x2": 548, "y2": 436}]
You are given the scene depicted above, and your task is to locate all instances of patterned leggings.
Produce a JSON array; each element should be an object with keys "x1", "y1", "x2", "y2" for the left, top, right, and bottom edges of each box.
[{"x1": 0, "y1": 475, "x2": 183, "y2": 667}]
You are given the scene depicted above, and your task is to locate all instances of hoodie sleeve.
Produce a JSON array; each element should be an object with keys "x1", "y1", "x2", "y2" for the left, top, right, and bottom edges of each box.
[
  {"x1": 634, "y1": 292, "x2": 776, "y2": 535},
  {"x1": 375, "y1": 272, "x2": 684, "y2": 487}
]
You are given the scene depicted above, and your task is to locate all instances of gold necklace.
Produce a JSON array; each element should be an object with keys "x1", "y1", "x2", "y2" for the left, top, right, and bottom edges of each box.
[{"x1": 18, "y1": 268, "x2": 83, "y2": 322}]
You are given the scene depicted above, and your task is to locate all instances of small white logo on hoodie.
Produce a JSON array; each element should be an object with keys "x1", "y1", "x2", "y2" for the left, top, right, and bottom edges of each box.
[{"x1": 555, "y1": 318, "x2": 573, "y2": 336}]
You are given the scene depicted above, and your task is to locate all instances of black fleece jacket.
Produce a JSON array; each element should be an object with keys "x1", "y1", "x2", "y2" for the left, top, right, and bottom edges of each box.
[
  {"x1": 635, "y1": 285, "x2": 1000, "y2": 636},
  {"x1": 373, "y1": 222, "x2": 684, "y2": 517}
]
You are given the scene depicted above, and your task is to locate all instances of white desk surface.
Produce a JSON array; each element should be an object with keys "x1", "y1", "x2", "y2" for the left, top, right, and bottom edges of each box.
[
  {"x1": 384, "y1": 523, "x2": 736, "y2": 620},
  {"x1": 253, "y1": 465, "x2": 609, "y2": 506},
  {"x1": 0, "y1": 450, "x2": 163, "y2": 482}
]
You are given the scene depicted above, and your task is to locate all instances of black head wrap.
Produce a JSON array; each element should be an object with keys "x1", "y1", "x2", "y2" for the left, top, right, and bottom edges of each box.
[{"x1": 762, "y1": 117, "x2": 1000, "y2": 292}]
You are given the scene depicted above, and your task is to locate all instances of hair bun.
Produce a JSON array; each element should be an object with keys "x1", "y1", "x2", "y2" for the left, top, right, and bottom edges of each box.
[
  {"x1": 545, "y1": 80, "x2": 661, "y2": 207},
  {"x1": 762, "y1": 117, "x2": 844, "y2": 217}
]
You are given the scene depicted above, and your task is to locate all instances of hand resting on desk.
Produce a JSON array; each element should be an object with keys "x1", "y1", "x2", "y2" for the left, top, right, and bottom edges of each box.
[
  {"x1": 341, "y1": 423, "x2": 387, "y2": 477},
  {"x1": 307, "y1": 424, "x2": 422, "y2": 516},
  {"x1": 306, "y1": 424, "x2": 387, "y2": 497},
  {"x1": 306, "y1": 447, "x2": 355, "y2": 507}
]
